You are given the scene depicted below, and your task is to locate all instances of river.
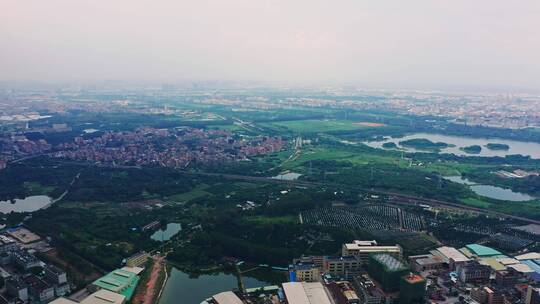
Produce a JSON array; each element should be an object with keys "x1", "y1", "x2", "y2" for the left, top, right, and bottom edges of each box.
[
  {"x1": 159, "y1": 268, "x2": 275, "y2": 304},
  {"x1": 364, "y1": 133, "x2": 540, "y2": 159}
]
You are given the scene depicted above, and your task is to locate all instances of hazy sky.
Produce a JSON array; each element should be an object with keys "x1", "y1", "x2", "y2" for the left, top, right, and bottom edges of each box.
[{"x1": 1, "y1": 0, "x2": 539, "y2": 90}]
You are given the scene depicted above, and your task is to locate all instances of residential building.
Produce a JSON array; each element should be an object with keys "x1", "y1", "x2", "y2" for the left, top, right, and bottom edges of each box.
[
  {"x1": 45, "y1": 264, "x2": 68, "y2": 285},
  {"x1": 0, "y1": 236, "x2": 17, "y2": 254},
  {"x1": 24, "y1": 275, "x2": 55, "y2": 303},
  {"x1": 457, "y1": 261, "x2": 491, "y2": 284},
  {"x1": 5, "y1": 278, "x2": 28, "y2": 302},
  {"x1": 495, "y1": 269, "x2": 521, "y2": 287},
  {"x1": 290, "y1": 262, "x2": 320, "y2": 282},
  {"x1": 326, "y1": 281, "x2": 360, "y2": 304},
  {"x1": 323, "y1": 256, "x2": 362, "y2": 278},
  {"x1": 526, "y1": 285, "x2": 540, "y2": 304},
  {"x1": 352, "y1": 273, "x2": 385, "y2": 304},
  {"x1": 0, "y1": 294, "x2": 16, "y2": 304},
  {"x1": 11, "y1": 249, "x2": 41, "y2": 270}
]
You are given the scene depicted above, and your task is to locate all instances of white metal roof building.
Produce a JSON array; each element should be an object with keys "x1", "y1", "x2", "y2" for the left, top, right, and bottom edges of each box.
[
  {"x1": 302, "y1": 282, "x2": 332, "y2": 304},
  {"x1": 50, "y1": 289, "x2": 127, "y2": 304},
  {"x1": 515, "y1": 252, "x2": 540, "y2": 261},
  {"x1": 282, "y1": 282, "x2": 332, "y2": 304},
  {"x1": 283, "y1": 282, "x2": 311, "y2": 304},
  {"x1": 212, "y1": 291, "x2": 244, "y2": 304},
  {"x1": 432, "y1": 246, "x2": 470, "y2": 263},
  {"x1": 81, "y1": 289, "x2": 126, "y2": 304},
  {"x1": 341, "y1": 240, "x2": 402, "y2": 263}
]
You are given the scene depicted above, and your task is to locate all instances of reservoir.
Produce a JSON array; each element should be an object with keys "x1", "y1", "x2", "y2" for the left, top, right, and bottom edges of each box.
[
  {"x1": 0, "y1": 195, "x2": 52, "y2": 214},
  {"x1": 159, "y1": 268, "x2": 275, "y2": 304},
  {"x1": 364, "y1": 133, "x2": 540, "y2": 159},
  {"x1": 444, "y1": 176, "x2": 537, "y2": 202},
  {"x1": 151, "y1": 223, "x2": 182, "y2": 242}
]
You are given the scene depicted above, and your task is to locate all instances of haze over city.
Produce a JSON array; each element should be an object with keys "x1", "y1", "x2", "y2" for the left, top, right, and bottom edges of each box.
[
  {"x1": 2, "y1": 0, "x2": 540, "y2": 91},
  {"x1": 4, "y1": 2, "x2": 540, "y2": 304}
]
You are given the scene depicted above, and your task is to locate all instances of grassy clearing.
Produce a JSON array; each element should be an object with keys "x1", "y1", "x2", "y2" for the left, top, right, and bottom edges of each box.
[
  {"x1": 460, "y1": 197, "x2": 492, "y2": 208},
  {"x1": 281, "y1": 147, "x2": 356, "y2": 169},
  {"x1": 280, "y1": 145, "x2": 492, "y2": 178},
  {"x1": 245, "y1": 215, "x2": 298, "y2": 225},
  {"x1": 209, "y1": 124, "x2": 244, "y2": 132},
  {"x1": 24, "y1": 181, "x2": 56, "y2": 196},
  {"x1": 260, "y1": 119, "x2": 367, "y2": 133},
  {"x1": 168, "y1": 184, "x2": 211, "y2": 202}
]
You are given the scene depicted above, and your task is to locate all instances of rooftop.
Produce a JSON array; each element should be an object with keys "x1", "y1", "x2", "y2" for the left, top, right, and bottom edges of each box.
[
  {"x1": 92, "y1": 269, "x2": 139, "y2": 300},
  {"x1": 344, "y1": 243, "x2": 401, "y2": 252},
  {"x1": 46, "y1": 264, "x2": 66, "y2": 275},
  {"x1": 81, "y1": 289, "x2": 127, "y2": 304},
  {"x1": 302, "y1": 282, "x2": 332, "y2": 304},
  {"x1": 478, "y1": 258, "x2": 506, "y2": 271},
  {"x1": 283, "y1": 282, "x2": 310, "y2": 304},
  {"x1": 515, "y1": 252, "x2": 540, "y2": 260},
  {"x1": 465, "y1": 244, "x2": 502, "y2": 257},
  {"x1": 496, "y1": 257, "x2": 520, "y2": 265},
  {"x1": 120, "y1": 266, "x2": 144, "y2": 275},
  {"x1": 415, "y1": 256, "x2": 442, "y2": 266},
  {"x1": 402, "y1": 274, "x2": 425, "y2": 284},
  {"x1": 434, "y1": 246, "x2": 470, "y2": 263},
  {"x1": 508, "y1": 263, "x2": 534, "y2": 273},
  {"x1": 212, "y1": 291, "x2": 243, "y2": 304},
  {"x1": 49, "y1": 298, "x2": 78, "y2": 304}
]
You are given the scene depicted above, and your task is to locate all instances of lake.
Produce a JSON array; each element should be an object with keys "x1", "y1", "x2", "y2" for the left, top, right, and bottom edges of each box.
[
  {"x1": 159, "y1": 268, "x2": 273, "y2": 304},
  {"x1": 151, "y1": 223, "x2": 182, "y2": 242},
  {"x1": 0, "y1": 195, "x2": 52, "y2": 214},
  {"x1": 444, "y1": 176, "x2": 537, "y2": 202},
  {"x1": 364, "y1": 133, "x2": 540, "y2": 159}
]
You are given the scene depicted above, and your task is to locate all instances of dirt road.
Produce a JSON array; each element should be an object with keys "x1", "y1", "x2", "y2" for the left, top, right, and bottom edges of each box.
[{"x1": 132, "y1": 256, "x2": 166, "y2": 304}]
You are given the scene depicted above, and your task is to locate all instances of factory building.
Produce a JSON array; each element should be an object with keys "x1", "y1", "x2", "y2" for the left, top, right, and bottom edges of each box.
[{"x1": 341, "y1": 240, "x2": 402, "y2": 264}]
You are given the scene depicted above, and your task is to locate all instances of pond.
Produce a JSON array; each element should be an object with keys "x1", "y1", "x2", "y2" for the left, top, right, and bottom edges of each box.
[
  {"x1": 0, "y1": 195, "x2": 52, "y2": 214},
  {"x1": 364, "y1": 133, "x2": 540, "y2": 159},
  {"x1": 151, "y1": 223, "x2": 182, "y2": 242},
  {"x1": 159, "y1": 268, "x2": 274, "y2": 304},
  {"x1": 444, "y1": 176, "x2": 537, "y2": 202}
]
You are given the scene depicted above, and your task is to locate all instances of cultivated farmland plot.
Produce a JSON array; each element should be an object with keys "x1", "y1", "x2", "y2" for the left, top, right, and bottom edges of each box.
[{"x1": 300, "y1": 204, "x2": 425, "y2": 232}]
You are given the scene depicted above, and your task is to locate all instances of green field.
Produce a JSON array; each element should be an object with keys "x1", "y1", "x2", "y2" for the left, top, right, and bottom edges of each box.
[
  {"x1": 209, "y1": 124, "x2": 245, "y2": 132},
  {"x1": 167, "y1": 184, "x2": 211, "y2": 202},
  {"x1": 245, "y1": 215, "x2": 299, "y2": 225},
  {"x1": 23, "y1": 182, "x2": 56, "y2": 196},
  {"x1": 259, "y1": 119, "x2": 370, "y2": 133},
  {"x1": 460, "y1": 197, "x2": 492, "y2": 208}
]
